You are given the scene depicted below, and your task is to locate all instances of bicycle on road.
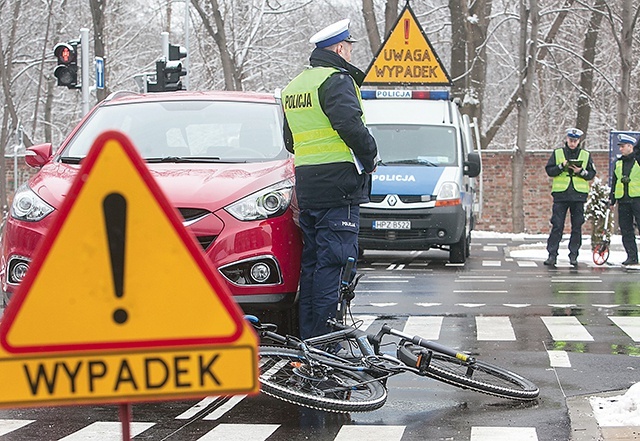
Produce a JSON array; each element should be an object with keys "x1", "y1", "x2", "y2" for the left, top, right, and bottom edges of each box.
[{"x1": 247, "y1": 258, "x2": 539, "y2": 413}]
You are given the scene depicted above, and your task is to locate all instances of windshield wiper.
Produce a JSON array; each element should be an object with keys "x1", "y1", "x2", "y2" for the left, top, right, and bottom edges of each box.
[
  {"x1": 59, "y1": 156, "x2": 83, "y2": 164},
  {"x1": 383, "y1": 159, "x2": 438, "y2": 166},
  {"x1": 145, "y1": 156, "x2": 222, "y2": 163}
]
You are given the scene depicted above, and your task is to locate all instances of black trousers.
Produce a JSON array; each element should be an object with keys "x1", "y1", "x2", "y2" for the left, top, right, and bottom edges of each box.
[
  {"x1": 546, "y1": 201, "x2": 584, "y2": 259},
  {"x1": 617, "y1": 200, "x2": 640, "y2": 261}
]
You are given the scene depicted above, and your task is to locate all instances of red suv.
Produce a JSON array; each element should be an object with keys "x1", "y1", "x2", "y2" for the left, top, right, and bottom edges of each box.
[{"x1": 0, "y1": 91, "x2": 302, "y2": 333}]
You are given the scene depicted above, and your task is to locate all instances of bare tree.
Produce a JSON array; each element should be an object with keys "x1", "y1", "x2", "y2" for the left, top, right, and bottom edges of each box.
[{"x1": 512, "y1": 0, "x2": 539, "y2": 233}]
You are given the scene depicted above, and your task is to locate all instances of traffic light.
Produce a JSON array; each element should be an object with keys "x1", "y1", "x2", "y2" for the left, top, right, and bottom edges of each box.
[
  {"x1": 147, "y1": 44, "x2": 187, "y2": 92},
  {"x1": 53, "y1": 42, "x2": 78, "y2": 89}
]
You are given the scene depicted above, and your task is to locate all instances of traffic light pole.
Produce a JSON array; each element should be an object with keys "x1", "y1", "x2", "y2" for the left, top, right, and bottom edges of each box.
[{"x1": 81, "y1": 28, "x2": 90, "y2": 116}]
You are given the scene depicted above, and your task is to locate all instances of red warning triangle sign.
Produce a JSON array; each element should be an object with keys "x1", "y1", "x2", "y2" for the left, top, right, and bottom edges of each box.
[{"x1": 1, "y1": 130, "x2": 247, "y2": 354}]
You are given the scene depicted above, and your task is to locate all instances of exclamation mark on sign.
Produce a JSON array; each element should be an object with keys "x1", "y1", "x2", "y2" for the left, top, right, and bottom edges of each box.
[
  {"x1": 103, "y1": 192, "x2": 128, "y2": 325},
  {"x1": 404, "y1": 18, "x2": 410, "y2": 44}
]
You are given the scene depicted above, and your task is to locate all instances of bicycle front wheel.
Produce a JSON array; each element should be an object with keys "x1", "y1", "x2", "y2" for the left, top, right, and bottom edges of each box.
[
  {"x1": 258, "y1": 346, "x2": 387, "y2": 413},
  {"x1": 398, "y1": 343, "x2": 539, "y2": 400}
]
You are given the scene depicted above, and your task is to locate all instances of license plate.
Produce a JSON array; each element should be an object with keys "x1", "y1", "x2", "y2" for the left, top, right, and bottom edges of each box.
[{"x1": 372, "y1": 220, "x2": 411, "y2": 230}]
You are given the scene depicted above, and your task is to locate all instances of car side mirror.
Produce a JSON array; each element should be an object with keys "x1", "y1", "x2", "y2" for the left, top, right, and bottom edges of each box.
[
  {"x1": 464, "y1": 152, "x2": 481, "y2": 178},
  {"x1": 25, "y1": 143, "x2": 53, "y2": 168}
]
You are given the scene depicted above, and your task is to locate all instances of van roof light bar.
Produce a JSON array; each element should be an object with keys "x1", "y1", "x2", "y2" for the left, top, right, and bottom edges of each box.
[{"x1": 361, "y1": 90, "x2": 450, "y2": 100}]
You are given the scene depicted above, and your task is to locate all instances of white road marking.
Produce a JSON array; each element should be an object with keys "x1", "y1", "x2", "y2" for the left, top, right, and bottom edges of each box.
[
  {"x1": 196, "y1": 423, "x2": 279, "y2": 441},
  {"x1": 0, "y1": 420, "x2": 34, "y2": 436},
  {"x1": 541, "y1": 316, "x2": 594, "y2": 341},
  {"x1": 476, "y1": 316, "x2": 516, "y2": 341},
  {"x1": 517, "y1": 261, "x2": 538, "y2": 267},
  {"x1": 203, "y1": 395, "x2": 247, "y2": 420},
  {"x1": 334, "y1": 425, "x2": 405, "y2": 441},
  {"x1": 402, "y1": 316, "x2": 443, "y2": 340},
  {"x1": 547, "y1": 350, "x2": 571, "y2": 368},
  {"x1": 482, "y1": 260, "x2": 502, "y2": 266},
  {"x1": 609, "y1": 316, "x2": 640, "y2": 342},
  {"x1": 483, "y1": 246, "x2": 499, "y2": 251},
  {"x1": 470, "y1": 426, "x2": 537, "y2": 440},
  {"x1": 504, "y1": 303, "x2": 531, "y2": 308},
  {"x1": 57, "y1": 422, "x2": 155, "y2": 440},
  {"x1": 175, "y1": 396, "x2": 219, "y2": 419}
]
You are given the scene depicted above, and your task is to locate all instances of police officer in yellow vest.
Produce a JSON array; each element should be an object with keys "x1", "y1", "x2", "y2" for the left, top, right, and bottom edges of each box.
[
  {"x1": 610, "y1": 133, "x2": 640, "y2": 266},
  {"x1": 282, "y1": 19, "x2": 378, "y2": 339},
  {"x1": 544, "y1": 128, "x2": 596, "y2": 267}
]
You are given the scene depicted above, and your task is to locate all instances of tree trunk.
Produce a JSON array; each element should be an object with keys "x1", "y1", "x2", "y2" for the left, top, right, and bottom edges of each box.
[
  {"x1": 576, "y1": 0, "x2": 605, "y2": 138},
  {"x1": 448, "y1": 0, "x2": 468, "y2": 102},
  {"x1": 513, "y1": 0, "x2": 538, "y2": 233},
  {"x1": 464, "y1": 0, "x2": 492, "y2": 129},
  {"x1": 616, "y1": 0, "x2": 633, "y2": 130},
  {"x1": 89, "y1": 0, "x2": 109, "y2": 102},
  {"x1": 362, "y1": 0, "x2": 381, "y2": 55},
  {"x1": 384, "y1": 0, "x2": 399, "y2": 36},
  {"x1": 191, "y1": 0, "x2": 240, "y2": 90}
]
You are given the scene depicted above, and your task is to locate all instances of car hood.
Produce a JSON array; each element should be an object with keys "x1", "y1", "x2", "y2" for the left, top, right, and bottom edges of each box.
[{"x1": 29, "y1": 159, "x2": 295, "y2": 211}]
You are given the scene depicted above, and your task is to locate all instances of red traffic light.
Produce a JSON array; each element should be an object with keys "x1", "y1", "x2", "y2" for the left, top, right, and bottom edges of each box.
[{"x1": 53, "y1": 43, "x2": 77, "y2": 65}]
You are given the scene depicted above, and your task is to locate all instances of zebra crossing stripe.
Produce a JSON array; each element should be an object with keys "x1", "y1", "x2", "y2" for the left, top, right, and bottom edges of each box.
[
  {"x1": 541, "y1": 316, "x2": 594, "y2": 341},
  {"x1": 334, "y1": 425, "x2": 405, "y2": 441},
  {"x1": 470, "y1": 426, "x2": 537, "y2": 440},
  {"x1": 0, "y1": 419, "x2": 34, "y2": 436},
  {"x1": 175, "y1": 396, "x2": 219, "y2": 419},
  {"x1": 547, "y1": 350, "x2": 571, "y2": 368},
  {"x1": 203, "y1": 395, "x2": 247, "y2": 420},
  {"x1": 609, "y1": 316, "x2": 640, "y2": 342},
  {"x1": 475, "y1": 316, "x2": 516, "y2": 341},
  {"x1": 57, "y1": 421, "x2": 155, "y2": 440},
  {"x1": 402, "y1": 316, "x2": 443, "y2": 340},
  {"x1": 196, "y1": 423, "x2": 279, "y2": 441}
]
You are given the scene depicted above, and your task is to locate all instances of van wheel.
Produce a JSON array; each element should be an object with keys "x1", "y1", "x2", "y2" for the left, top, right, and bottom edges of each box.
[
  {"x1": 450, "y1": 234, "x2": 467, "y2": 263},
  {"x1": 465, "y1": 233, "x2": 471, "y2": 257}
]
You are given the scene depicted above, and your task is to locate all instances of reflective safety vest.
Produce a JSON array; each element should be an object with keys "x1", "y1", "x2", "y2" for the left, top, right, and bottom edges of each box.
[
  {"x1": 552, "y1": 149, "x2": 590, "y2": 193},
  {"x1": 282, "y1": 67, "x2": 363, "y2": 167},
  {"x1": 614, "y1": 159, "x2": 640, "y2": 198}
]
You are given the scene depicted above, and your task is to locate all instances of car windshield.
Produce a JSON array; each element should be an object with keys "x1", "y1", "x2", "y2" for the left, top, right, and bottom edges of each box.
[
  {"x1": 61, "y1": 100, "x2": 288, "y2": 162},
  {"x1": 369, "y1": 124, "x2": 457, "y2": 166}
]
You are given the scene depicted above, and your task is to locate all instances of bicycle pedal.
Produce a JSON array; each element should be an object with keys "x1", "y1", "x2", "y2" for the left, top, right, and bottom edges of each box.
[{"x1": 416, "y1": 350, "x2": 433, "y2": 373}]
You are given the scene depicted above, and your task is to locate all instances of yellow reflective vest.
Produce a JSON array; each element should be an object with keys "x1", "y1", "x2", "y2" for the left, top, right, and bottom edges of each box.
[
  {"x1": 614, "y1": 159, "x2": 640, "y2": 198},
  {"x1": 552, "y1": 149, "x2": 590, "y2": 193},
  {"x1": 282, "y1": 67, "x2": 363, "y2": 167}
]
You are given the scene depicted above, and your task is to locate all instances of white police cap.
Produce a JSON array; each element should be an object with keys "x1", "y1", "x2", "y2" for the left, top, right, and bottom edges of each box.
[
  {"x1": 566, "y1": 128, "x2": 584, "y2": 139},
  {"x1": 309, "y1": 19, "x2": 357, "y2": 48},
  {"x1": 617, "y1": 133, "x2": 637, "y2": 145}
]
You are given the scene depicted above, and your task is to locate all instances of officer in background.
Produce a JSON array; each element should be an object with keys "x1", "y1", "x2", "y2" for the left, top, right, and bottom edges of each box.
[
  {"x1": 544, "y1": 128, "x2": 597, "y2": 267},
  {"x1": 282, "y1": 19, "x2": 378, "y2": 339},
  {"x1": 610, "y1": 133, "x2": 640, "y2": 266}
]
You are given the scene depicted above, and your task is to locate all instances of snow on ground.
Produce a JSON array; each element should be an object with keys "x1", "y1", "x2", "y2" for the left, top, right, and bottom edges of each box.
[{"x1": 590, "y1": 383, "x2": 640, "y2": 427}]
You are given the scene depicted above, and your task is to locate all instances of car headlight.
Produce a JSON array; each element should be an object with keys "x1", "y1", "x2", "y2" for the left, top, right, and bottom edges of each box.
[
  {"x1": 11, "y1": 184, "x2": 54, "y2": 222},
  {"x1": 225, "y1": 179, "x2": 294, "y2": 221}
]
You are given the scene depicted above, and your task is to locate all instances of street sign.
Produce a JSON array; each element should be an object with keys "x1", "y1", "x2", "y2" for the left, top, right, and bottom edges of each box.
[
  {"x1": 95, "y1": 57, "x2": 104, "y2": 89},
  {"x1": 363, "y1": 3, "x2": 452, "y2": 86},
  {"x1": 0, "y1": 130, "x2": 259, "y2": 407}
]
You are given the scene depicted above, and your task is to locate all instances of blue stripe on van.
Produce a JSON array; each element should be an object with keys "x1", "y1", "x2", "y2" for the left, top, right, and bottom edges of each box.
[{"x1": 371, "y1": 166, "x2": 444, "y2": 195}]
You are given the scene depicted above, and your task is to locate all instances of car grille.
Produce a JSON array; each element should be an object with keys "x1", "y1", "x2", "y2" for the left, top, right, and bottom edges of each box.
[
  {"x1": 359, "y1": 229, "x2": 430, "y2": 241},
  {"x1": 369, "y1": 195, "x2": 431, "y2": 204},
  {"x1": 177, "y1": 208, "x2": 217, "y2": 250}
]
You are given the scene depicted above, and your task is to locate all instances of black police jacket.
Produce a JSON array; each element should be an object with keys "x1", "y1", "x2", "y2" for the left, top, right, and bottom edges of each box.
[{"x1": 283, "y1": 48, "x2": 379, "y2": 210}]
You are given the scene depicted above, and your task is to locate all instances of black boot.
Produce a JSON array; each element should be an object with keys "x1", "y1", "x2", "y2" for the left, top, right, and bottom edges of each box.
[{"x1": 543, "y1": 256, "x2": 556, "y2": 266}]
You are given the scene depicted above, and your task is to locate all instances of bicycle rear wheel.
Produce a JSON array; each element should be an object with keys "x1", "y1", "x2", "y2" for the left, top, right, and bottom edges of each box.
[
  {"x1": 397, "y1": 343, "x2": 539, "y2": 400},
  {"x1": 258, "y1": 346, "x2": 387, "y2": 413}
]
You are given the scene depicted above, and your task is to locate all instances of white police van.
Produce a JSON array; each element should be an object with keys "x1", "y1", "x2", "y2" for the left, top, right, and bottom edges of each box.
[{"x1": 359, "y1": 89, "x2": 481, "y2": 263}]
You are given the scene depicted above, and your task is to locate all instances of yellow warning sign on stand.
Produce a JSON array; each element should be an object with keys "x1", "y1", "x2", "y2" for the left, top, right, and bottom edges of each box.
[
  {"x1": 363, "y1": 3, "x2": 452, "y2": 86},
  {"x1": 0, "y1": 130, "x2": 259, "y2": 407}
]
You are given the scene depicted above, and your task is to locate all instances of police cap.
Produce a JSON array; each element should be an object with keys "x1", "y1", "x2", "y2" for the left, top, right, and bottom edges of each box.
[
  {"x1": 566, "y1": 128, "x2": 584, "y2": 139},
  {"x1": 309, "y1": 19, "x2": 357, "y2": 48},
  {"x1": 617, "y1": 133, "x2": 637, "y2": 145}
]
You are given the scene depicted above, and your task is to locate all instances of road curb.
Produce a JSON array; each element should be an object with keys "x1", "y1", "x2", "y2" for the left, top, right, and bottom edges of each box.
[{"x1": 567, "y1": 390, "x2": 638, "y2": 441}]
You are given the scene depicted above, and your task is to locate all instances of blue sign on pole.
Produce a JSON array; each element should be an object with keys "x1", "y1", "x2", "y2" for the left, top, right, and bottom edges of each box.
[{"x1": 95, "y1": 57, "x2": 104, "y2": 89}]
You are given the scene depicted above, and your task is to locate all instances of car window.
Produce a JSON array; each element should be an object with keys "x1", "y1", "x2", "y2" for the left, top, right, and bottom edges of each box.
[
  {"x1": 369, "y1": 124, "x2": 457, "y2": 166},
  {"x1": 62, "y1": 100, "x2": 288, "y2": 162}
]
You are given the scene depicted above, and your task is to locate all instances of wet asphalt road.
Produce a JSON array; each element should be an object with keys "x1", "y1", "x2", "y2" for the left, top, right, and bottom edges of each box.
[{"x1": 0, "y1": 237, "x2": 638, "y2": 440}]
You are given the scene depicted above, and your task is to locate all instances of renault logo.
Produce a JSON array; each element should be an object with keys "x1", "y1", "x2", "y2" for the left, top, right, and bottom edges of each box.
[{"x1": 387, "y1": 195, "x2": 398, "y2": 206}]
